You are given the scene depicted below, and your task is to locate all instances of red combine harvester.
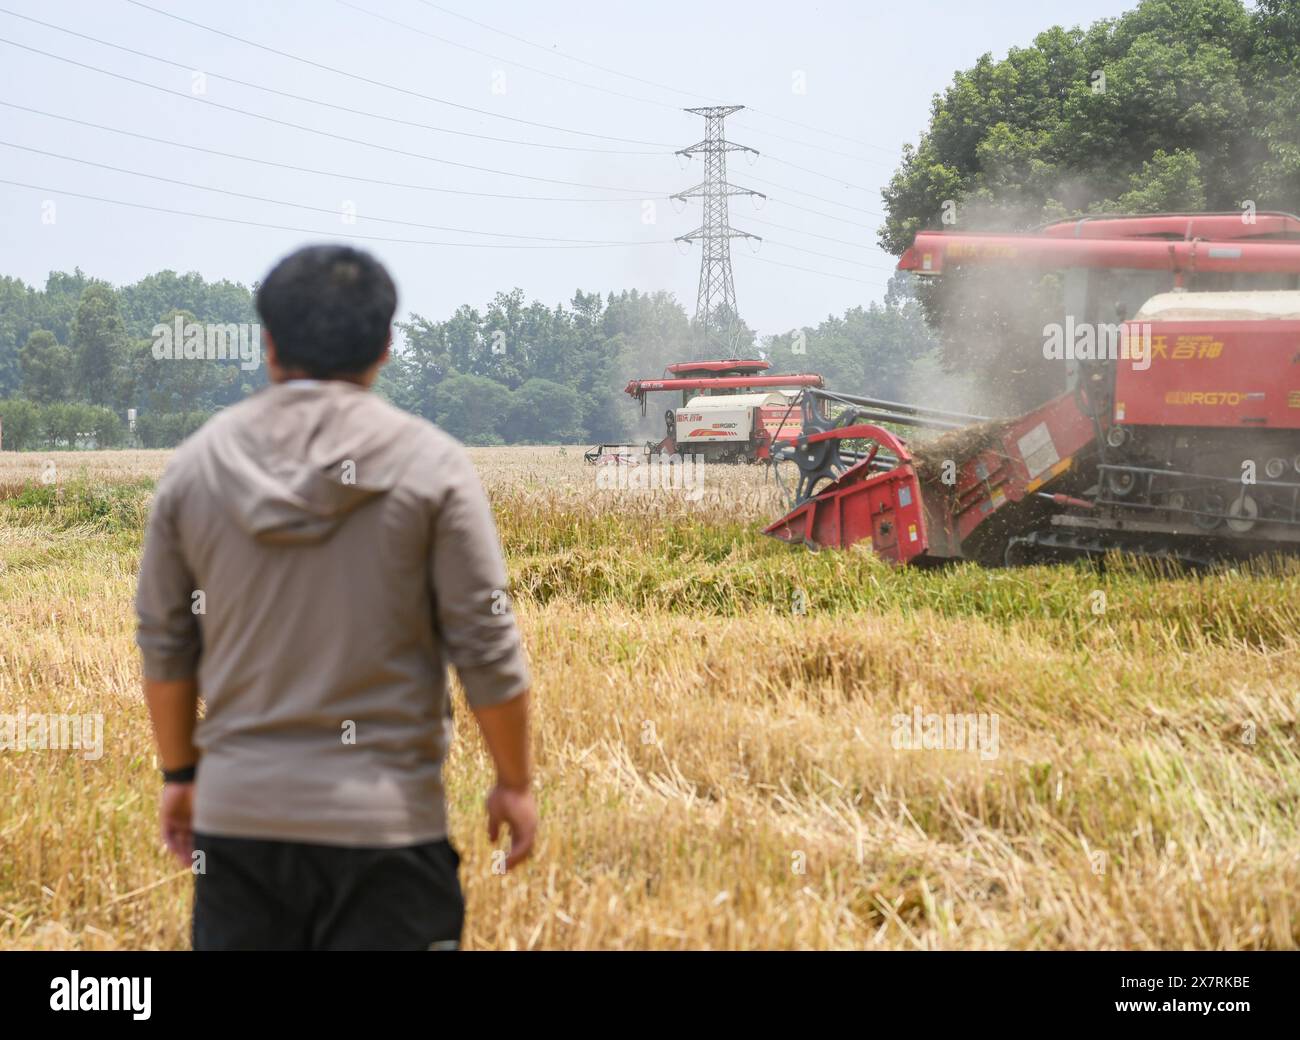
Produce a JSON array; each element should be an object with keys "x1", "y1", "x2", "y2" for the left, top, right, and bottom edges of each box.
[
  {"x1": 622, "y1": 359, "x2": 823, "y2": 463},
  {"x1": 764, "y1": 211, "x2": 1300, "y2": 566}
]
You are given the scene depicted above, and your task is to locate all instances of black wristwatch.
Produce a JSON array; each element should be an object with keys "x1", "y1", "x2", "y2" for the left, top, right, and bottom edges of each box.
[{"x1": 162, "y1": 763, "x2": 197, "y2": 784}]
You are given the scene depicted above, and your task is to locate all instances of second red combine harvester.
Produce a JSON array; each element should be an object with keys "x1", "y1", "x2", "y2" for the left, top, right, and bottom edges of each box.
[
  {"x1": 764, "y1": 211, "x2": 1300, "y2": 567},
  {"x1": 622, "y1": 359, "x2": 823, "y2": 463}
]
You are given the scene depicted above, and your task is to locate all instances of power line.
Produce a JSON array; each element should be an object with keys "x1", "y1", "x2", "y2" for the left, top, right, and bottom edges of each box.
[
  {"x1": 755, "y1": 238, "x2": 896, "y2": 272},
  {"x1": 0, "y1": 6, "x2": 665, "y2": 156},
  {"x1": 0, "y1": 100, "x2": 668, "y2": 204},
  {"x1": 0, "y1": 141, "x2": 663, "y2": 244},
  {"x1": 121, "y1": 0, "x2": 671, "y2": 147},
  {"x1": 762, "y1": 154, "x2": 883, "y2": 192},
  {"x1": 412, "y1": 0, "x2": 711, "y2": 105},
  {"x1": 1, "y1": 139, "x2": 885, "y2": 269},
  {"x1": 0, "y1": 176, "x2": 675, "y2": 250},
  {"x1": 744, "y1": 173, "x2": 883, "y2": 216},
  {"x1": 337, "y1": 0, "x2": 891, "y2": 191},
  {"x1": 744, "y1": 214, "x2": 885, "y2": 251},
  {"x1": 763, "y1": 197, "x2": 879, "y2": 232},
  {"x1": 337, "y1": 0, "x2": 683, "y2": 114},
  {"x1": 112, "y1": 2, "x2": 892, "y2": 225},
  {"x1": 0, "y1": 169, "x2": 898, "y2": 286},
  {"x1": 0, "y1": 137, "x2": 889, "y2": 278},
  {"x1": 2, "y1": 9, "x2": 899, "y2": 289},
  {"x1": 731, "y1": 120, "x2": 892, "y2": 164},
  {"x1": 738, "y1": 253, "x2": 895, "y2": 286},
  {"x1": 741, "y1": 107, "x2": 899, "y2": 156},
  {"x1": 2, "y1": 7, "x2": 887, "y2": 219},
  {"x1": 0, "y1": 38, "x2": 673, "y2": 195},
  {"x1": 409, "y1": 0, "x2": 900, "y2": 158},
  {"x1": 0, "y1": 97, "x2": 889, "y2": 248}
]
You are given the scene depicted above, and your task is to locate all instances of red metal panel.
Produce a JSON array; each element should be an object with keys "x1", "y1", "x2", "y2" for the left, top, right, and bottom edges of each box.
[
  {"x1": 762, "y1": 424, "x2": 929, "y2": 561},
  {"x1": 898, "y1": 233, "x2": 1300, "y2": 277},
  {"x1": 1038, "y1": 213, "x2": 1300, "y2": 241},
  {"x1": 763, "y1": 463, "x2": 929, "y2": 562},
  {"x1": 1114, "y1": 320, "x2": 1300, "y2": 429},
  {"x1": 759, "y1": 404, "x2": 806, "y2": 442},
  {"x1": 666, "y1": 359, "x2": 770, "y2": 375},
  {"x1": 946, "y1": 392, "x2": 1097, "y2": 543}
]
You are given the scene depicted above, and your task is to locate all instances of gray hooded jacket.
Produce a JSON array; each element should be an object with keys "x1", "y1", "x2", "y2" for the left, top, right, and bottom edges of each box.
[{"x1": 135, "y1": 381, "x2": 529, "y2": 846}]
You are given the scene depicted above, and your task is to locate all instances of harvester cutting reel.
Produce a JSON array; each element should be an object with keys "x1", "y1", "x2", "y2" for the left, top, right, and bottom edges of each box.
[{"x1": 770, "y1": 408, "x2": 903, "y2": 508}]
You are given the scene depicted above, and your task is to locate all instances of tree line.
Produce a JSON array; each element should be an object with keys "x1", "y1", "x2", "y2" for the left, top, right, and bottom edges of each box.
[
  {"x1": 0, "y1": 268, "x2": 940, "y2": 449},
  {"x1": 0, "y1": 269, "x2": 264, "y2": 449}
]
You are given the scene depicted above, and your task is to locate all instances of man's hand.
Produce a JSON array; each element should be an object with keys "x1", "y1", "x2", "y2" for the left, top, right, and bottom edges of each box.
[
  {"x1": 161, "y1": 781, "x2": 195, "y2": 866},
  {"x1": 472, "y1": 691, "x2": 535, "y2": 870},
  {"x1": 144, "y1": 675, "x2": 200, "y2": 867},
  {"x1": 486, "y1": 783, "x2": 537, "y2": 870}
]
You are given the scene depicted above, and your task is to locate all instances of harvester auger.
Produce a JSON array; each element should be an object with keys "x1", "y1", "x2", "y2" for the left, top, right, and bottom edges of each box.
[{"x1": 764, "y1": 211, "x2": 1300, "y2": 567}]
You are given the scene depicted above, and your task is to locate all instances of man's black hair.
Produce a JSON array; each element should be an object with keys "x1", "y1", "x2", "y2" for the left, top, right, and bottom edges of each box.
[{"x1": 255, "y1": 245, "x2": 397, "y2": 377}]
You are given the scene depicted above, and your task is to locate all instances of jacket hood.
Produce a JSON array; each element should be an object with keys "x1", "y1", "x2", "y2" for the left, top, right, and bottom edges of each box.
[{"x1": 200, "y1": 381, "x2": 415, "y2": 545}]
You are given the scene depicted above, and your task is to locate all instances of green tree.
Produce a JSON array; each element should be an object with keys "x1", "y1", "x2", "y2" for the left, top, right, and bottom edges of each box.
[
  {"x1": 40, "y1": 402, "x2": 79, "y2": 448},
  {"x1": 392, "y1": 288, "x2": 696, "y2": 444},
  {"x1": 0, "y1": 276, "x2": 39, "y2": 398},
  {"x1": 387, "y1": 313, "x2": 455, "y2": 420},
  {"x1": 504, "y1": 379, "x2": 585, "y2": 443},
  {"x1": 87, "y1": 406, "x2": 125, "y2": 448},
  {"x1": 0, "y1": 398, "x2": 41, "y2": 450},
  {"x1": 880, "y1": 0, "x2": 1266, "y2": 254},
  {"x1": 126, "y1": 309, "x2": 237, "y2": 415},
  {"x1": 70, "y1": 283, "x2": 127, "y2": 407},
  {"x1": 136, "y1": 410, "x2": 213, "y2": 449},
  {"x1": 118, "y1": 271, "x2": 263, "y2": 408},
  {"x1": 433, "y1": 374, "x2": 513, "y2": 445},
  {"x1": 19, "y1": 329, "x2": 71, "y2": 404},
  {"x1": 1098, "y1": 148, "x2": 1208, "y2": 212}
]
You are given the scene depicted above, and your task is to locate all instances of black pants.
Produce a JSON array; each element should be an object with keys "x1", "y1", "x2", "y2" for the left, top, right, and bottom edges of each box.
[{"x1": 192, "y1": 832, "x2": 464, "y2": 951}]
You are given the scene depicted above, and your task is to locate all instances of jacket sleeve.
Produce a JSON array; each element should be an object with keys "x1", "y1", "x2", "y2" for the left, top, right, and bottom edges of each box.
[
  {"x1": 429, "y1": 444, "x2": 531, "y2": 708},
  {"x1": 135, "y1": 472, "x2": 202, "y2": 681}
]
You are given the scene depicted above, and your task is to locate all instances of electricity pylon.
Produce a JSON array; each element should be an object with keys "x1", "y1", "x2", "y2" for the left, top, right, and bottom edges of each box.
[{"x1": 673, "y1": 105, "x2": 764, "y2": 357}]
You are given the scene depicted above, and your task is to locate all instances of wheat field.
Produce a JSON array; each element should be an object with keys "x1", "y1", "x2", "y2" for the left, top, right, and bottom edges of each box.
[{"x1": 0, "y1": 446, "x2": 1297, "y2": 949}]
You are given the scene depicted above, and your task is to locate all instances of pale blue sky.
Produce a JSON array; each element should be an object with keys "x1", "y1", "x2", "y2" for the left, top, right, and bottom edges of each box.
[{"x1": 0, "y1": 0, "x2": 1141, "y2": 335}]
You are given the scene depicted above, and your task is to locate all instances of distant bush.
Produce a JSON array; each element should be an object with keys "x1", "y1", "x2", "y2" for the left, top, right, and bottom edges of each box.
[
  {"x1": 0, "y1": 398, "x2": 42, "y2": 450},
  {"x1": 136, "y1": 410, "x2": 213, "y2": 448},
  {"x1": 90, "y1": 408, "x2": 125, "y2": 448},
  {"x1": 0, "y1": 399, "x2": 127, "y2": 450}
]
